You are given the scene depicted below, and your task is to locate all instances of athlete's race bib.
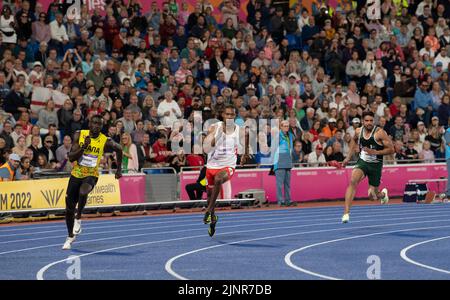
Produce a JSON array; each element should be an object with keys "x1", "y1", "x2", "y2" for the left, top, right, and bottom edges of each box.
[
  {"x1": 79, "y1": 154, "x2": 98, "y2": 167},
  {"x1": 360, "y1": 150, "x2": 377, "y2": 163}
]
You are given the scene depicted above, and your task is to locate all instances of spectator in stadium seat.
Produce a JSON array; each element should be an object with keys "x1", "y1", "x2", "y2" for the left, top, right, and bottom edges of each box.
[
  {"x1": 185, "y1": 166, "x2": 207, "y2": 200},
  {"x1": 300, "y1": 107, "x2": 315, "y2": 131},
  {"x1": 4, "y1": 81, "x2": 29, "y2": 121},
  {"x1": 0, "y1": 121, "x2": 14, "y2": 150},
  {"x1": 120, "y1": 132, "x2": 139, "y2": 173},
  {"x1": 55, "y1": 135, "x2": 72, "y2": 172},
  {"x1": 405, "y1": 139, "x2": 420, "y2": 163},
  {"x1": 0, "y1": 153, "x2": 21, "y2": 181},
  {"x1": 152, "y1": 132, "x2": 171, "y2": 166},
  {"x1": 394, "y1": 140, "x2": 408, "y2": 164},
  {"x1": 39, "y1": 135, "x2": 57, "y2": 165},
  {"x1": 322, "y1": 118, "x2": 337, "y2": 138},
  {"x1": 19, "y1": 155, "x2": 34, "y2": 179},
  {"x1": 438, "y1": 94, "x2": 450, "y2": 126},
  {"x1": 10, "y1": 123, "x2": 24, "y2": 146},
  {"x1": 307, "y1": 144, "x2": 327, "y2": 167},
  {"x1": 420, "y1": 140, "x2": 436, "y2": 164},
  {"x1": 12, "y1": 135, "x2": 26, "y2": 157}
]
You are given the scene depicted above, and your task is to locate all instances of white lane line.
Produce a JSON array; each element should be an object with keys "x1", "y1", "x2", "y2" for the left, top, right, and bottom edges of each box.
[
  {"x1": 0, "y1": 202, "x2": 434, "y2": 233},
  {"x1": 400, "y1": 236, "x2": 450, "y2": 275},
  {"x1": 284, "y1": 228, "x2": 450, "y2": 280},
  {"x1": 2, "y1": 204, "x2": 447, "y2": 238},
  {"x1": 167, "y1": 223, "x2": 450, "y2": 280},
  {"x1": 39, "y1": 220, "x2": 450, "y2": 280},
  {"x1": 7, "y1": 210, "x2": 447, "y2": 256},
  {"x1": 2, "y1": 209, "x2": 449, "y2": 245}
]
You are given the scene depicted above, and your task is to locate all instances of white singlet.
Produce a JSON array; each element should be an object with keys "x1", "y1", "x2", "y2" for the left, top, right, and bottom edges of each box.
[{"x1": 206, "y1": 122, "x2": 240, "y2": 169}]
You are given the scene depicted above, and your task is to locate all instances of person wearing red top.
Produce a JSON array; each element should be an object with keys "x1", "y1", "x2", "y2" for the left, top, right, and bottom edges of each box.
[
  {"x1": 389, "y1": 97, "x2": 401, "y2": 117},
  {"x1": 186, "y1": 145, "x2": 205, "y2": 171},
  {"x1": 308, "y1": 120, "x2": 321, "y2": 142},
  {"x1": 103, "y1": 17, "x2": 120, "y2": 50},
  {"x1": 177, "y1": 83, "x2": 193, "y2": 108},
  {"x1": 159, "y1": 15, "x2": 177, "y2": 46},
  {"x1": 152, "y1": 133, "x2": 171, "y2": 164}
]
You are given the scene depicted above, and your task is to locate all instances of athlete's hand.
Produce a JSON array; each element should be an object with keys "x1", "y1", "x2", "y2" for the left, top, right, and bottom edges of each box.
[
  {"x1": 82, "y1": 136, "x2": 91, "y2": 150},
  {"x1": 115, "y1": 170, "x2": 122, "y2": 179},
  {"x1": 363, "y1": 147, "x2": 377, "y2": 155},
  {"x1": 342, "y1": 158, "x2": 350, "y2": 167},
  {"x1": 240, "y1": 154, "x2": 249, "y2": 166}
]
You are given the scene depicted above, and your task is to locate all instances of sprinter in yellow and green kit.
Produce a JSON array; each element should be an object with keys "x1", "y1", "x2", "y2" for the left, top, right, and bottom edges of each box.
[{"x1": 62, "y1": 115, "x2": 123, "y2": 250}]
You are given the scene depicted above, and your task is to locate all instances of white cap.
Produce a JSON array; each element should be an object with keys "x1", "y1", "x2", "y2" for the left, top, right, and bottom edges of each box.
[
  {"x1": 328, "y1": 118, "x2": 337, "y2": 123},
  {"x1": 352, "y1": 118, "x2": 360, "y2": 123},
  {"x1": 9, "y1": 153, "x2": 21, "y2": 161}
]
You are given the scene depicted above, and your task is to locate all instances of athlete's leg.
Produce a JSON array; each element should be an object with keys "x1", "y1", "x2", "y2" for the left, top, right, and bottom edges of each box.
[
  {"x1": 76, "y1": 178, "x2": 97, "y2": 219},
  {"x1": 344, "y1": 168, "x2": 365, "y2": 215},
  {"x1": 206, "y1": 170, "x2": 230, "y2": 215},
  {"x1": 222, "y1": 180, "x2": 232, "y2": 200},
  {"x1": 65, "y1": 177, "x2": 81, "y2": 237}
]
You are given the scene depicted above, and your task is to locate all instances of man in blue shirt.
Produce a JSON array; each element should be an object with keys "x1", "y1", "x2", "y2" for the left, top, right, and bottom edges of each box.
[
  {"x1": 274, "y1": 120, "x2": 295, "y2": 206},
  {"x1": 413, "y1": 81, "x2": 433, "y2": 124},
  {"x1": 445, "y1": 127, "x2": 450, "y2": 199}
]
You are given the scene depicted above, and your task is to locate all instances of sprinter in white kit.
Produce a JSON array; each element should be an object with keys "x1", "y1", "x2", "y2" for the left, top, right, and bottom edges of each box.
[{"x1": 203, "y1": 105, "x2": 249, "y2": 236}]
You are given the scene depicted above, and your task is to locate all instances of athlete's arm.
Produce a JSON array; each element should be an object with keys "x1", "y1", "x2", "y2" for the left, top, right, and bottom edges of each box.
[
  {"x1": 68, "y1": 131, "x2": 88, "y2": 162},
  {"x1": 342, "y1": 128, "x2": 359, "y2": 166},
  {"x1": 106, "y1": 138, "x2": 123, "y2": 179},
  {"x1": 370, "y1": 129, "x2": 395, "y2": 156},
  {"x1": 239, "y1": 127, "x2": 250, "y2": 166},
  {"x1": 203, "y1": 124, "x2": 218, "y2": 154}
]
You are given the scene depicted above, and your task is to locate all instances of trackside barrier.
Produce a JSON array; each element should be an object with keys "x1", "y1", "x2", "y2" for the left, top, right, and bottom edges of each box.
[
  {"x1": 1, "y1": 163, "x2": 447, "y2": 216},
  {"x1": 179, "y1": 163, "x2": 447, "y2": 202},
  {"x1": 141, "y1": 167, "x2": 178, "y2": 203}
]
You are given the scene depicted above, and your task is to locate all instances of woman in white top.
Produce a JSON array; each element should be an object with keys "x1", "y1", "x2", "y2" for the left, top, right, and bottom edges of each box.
[
  {"x1": 370, "y1": 59, "x2": 387, "y2": 91},
  {"x1": 120, "y1": 132, "x2": 139, "y2": 173},
  {"x1": 0, "y1": 6, "x2": 17, "y2": 44}
]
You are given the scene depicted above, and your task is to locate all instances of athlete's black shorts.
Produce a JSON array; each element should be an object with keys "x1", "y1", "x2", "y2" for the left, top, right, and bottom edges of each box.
[{"x1": 66, "y1": 175, "x2": 98, "y2": 205}]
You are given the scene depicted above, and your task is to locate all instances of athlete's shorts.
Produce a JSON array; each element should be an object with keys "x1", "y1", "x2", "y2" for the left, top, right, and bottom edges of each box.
[
  {"x1": 66, "y1": 175, "x2": 98, "y2": 205},
  {"x1": 354, "y1": 159, "x2": 383, "y2": 187},
  {"x1": 205, "y1": 167, "x2": 235, "y2": 189}
]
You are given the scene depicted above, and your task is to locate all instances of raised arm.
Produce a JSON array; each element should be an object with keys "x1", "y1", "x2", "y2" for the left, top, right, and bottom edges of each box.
[
  {"x1": 106, "y1": 138, "x2": 123, "y2": 179},
  {"x1": 68, "y1": 131, "x2": 85, "y2": 162},
  {"x1": 374, "y1": 129, "x2": 395, "y2": 156},
  {"x1": 202, "y1": 124, "x2": 219, "y2": 154},
  {"x1": 343, "y1": 128, "x2": 360, "y2": 166}
]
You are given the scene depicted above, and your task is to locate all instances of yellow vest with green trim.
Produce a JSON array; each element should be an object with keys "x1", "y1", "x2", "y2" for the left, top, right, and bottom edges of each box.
[
  {"x1": 71, "y1": 130, "x2": 108, "y2": 178},
  {"x1": 0, "y1": 162, "x2": 15, "y2": 181}
]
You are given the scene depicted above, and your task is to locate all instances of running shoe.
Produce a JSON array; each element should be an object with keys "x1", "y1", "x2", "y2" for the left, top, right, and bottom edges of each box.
[
  {"x1": 203, "y1": 211, "x2": 211, "y2": 224},
  {"x1": 62, "y1": 236, "x2": 76, "y2": 250},
  {"x1": 208, "y1": 215, "x2": 218, "y2": 237},
  {"x1": 381, "y1": 188, "x2": 389, "y2": 204},
  {"x1": 341, "y1": 213, "x2": 350, "y2": 223},
  {"x1": 73, "y1": 219, "x2": 82, "y2": 235}
]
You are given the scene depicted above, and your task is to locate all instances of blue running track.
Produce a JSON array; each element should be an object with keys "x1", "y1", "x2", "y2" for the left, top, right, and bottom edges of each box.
[{"x1": 1, "y1": 203, "x2": 450, "y2": 280}]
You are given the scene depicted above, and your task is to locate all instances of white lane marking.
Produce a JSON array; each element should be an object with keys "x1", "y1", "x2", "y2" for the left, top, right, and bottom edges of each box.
[
  {"x1": 162, "y1": 220, "x2": 450, "y2": 280},
  {"x1": 2, "y1": 209, "x2": 449, "y2": 245},
  {"x1": 5, "y1": 208, "x2": 450, "y2": 256},
  {"x1": 285, "y1": 228, "x2": 450, "y2": 280},
  {"x1": 2, "y1": 204, "x2": 446, "y2": 238},
  {"x1": 0, "y1": 202, "x2": 431, "y2": 233},
  {"x1": 400, "y1": 236, "x2": 450, "y2": 275},
  {"x1": 2, "y1": 207, "x2": 447, "y2": 244},
  {"x1": 39, "y1": 220, "x2": 450, "y2": 280}
]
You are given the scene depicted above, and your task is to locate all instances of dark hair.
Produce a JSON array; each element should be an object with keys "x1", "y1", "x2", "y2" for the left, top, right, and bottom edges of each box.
[
  {"x1": 48, "y1": 123, "x2": 57, "y2": 129},
  {"x1": 91, "y1": 114, "x2": 103, "y2": 122},
  {"x1": 362, "y1": 111, "x2": 375, "y2": 119}
]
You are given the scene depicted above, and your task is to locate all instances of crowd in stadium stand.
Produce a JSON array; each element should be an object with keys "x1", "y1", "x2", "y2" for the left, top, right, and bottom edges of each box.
[{"x1": 0, "y1": 0, "x2": 450, "y2": 179}]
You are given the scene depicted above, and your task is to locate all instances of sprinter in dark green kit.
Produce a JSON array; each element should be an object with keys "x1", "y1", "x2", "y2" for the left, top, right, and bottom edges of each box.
[{"x1": 341, "y1": 111, "x2": 395, "y2": 223}]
